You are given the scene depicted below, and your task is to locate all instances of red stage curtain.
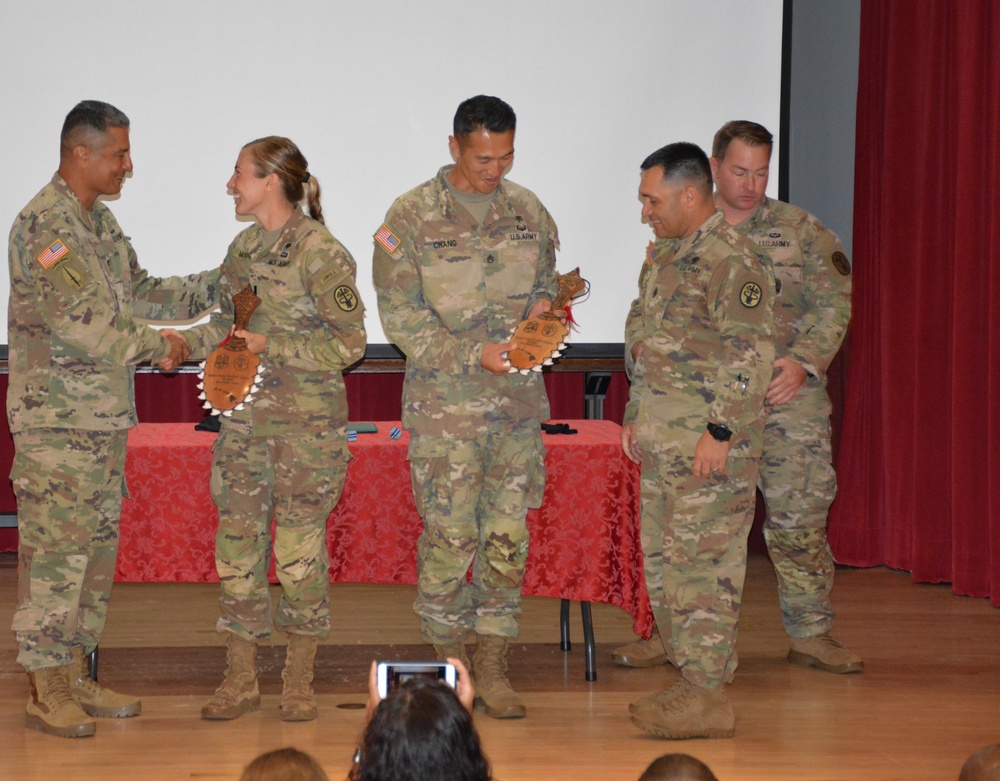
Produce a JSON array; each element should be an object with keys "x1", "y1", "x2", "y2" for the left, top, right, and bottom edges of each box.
[{"x1": 829, "y1": 0, "x2": 1000, "y2": 606}]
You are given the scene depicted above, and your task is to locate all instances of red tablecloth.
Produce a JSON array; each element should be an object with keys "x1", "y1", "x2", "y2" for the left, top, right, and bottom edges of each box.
[{"x1": 117, "y1": 421, "x2": 652, "y2": 635}]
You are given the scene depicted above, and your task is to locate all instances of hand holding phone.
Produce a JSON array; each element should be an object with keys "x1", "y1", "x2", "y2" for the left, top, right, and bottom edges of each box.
[{"x1": 375, "y1": 661, "x2": 457, "y2": 699}]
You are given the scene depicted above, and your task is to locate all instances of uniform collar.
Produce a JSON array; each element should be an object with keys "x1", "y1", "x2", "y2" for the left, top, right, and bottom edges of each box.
[
  {"x1": 671, "y1": 209, "x2": 725, "y2": 261},
  {"x1": 435, "y1": 165, "x2": 512, "y2": 227},
  {"x1": 51, "y1": 172, "x2": 99, "y2": 233}
]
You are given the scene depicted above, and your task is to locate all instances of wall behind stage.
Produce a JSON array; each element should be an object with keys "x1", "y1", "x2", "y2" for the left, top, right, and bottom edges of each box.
[{"x1": 0, "y1": 0, "x2": 782, "y2": 346}]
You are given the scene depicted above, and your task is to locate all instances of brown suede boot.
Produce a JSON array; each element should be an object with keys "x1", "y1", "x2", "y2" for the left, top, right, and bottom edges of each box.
[
  {"x1": 65, "y1": 647, "x2": 141, "y2": 718},
  {"x1": 788, "y1": 632, "x2": 864, "y2": 674},
  {"x1": 433, "y1": 642, "x2": 472, "y2": 674},
  {"x1": 201, "y1": 634, "x2": 260, "y2": 720},
  {"x1": 472, "y1": 634, "x2": 525, "y2": 719},
  {"x1": 630, "y1": 678, "x2": 735, "y2": 739},
  {"x1": 612, "y1": 635, "x2": 671, "y2": 668},
  {"x1": 280, "y1": 634, "x2": 318, "y2": 722},
  {"x1": 25, "y1": 667, "x2": 96, "y2": 738}
]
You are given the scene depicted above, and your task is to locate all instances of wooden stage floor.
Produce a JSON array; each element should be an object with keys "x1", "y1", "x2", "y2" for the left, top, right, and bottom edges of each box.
[{"x1": 0, "y1": 551, "x2": 997, "y2": 781}]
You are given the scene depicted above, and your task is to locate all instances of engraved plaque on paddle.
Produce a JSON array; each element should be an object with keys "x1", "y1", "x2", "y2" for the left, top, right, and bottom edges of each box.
[
  {"x1": 507, "y1": 268, "x2": 588, "y2": 374},
  {"x1": 197, "y1": 285, "x2": 265, "y2": 416}
]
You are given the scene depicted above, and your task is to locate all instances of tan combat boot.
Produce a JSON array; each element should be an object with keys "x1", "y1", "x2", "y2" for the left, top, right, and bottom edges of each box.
[
  {"x1": 472, "y1": 634, "x2": 525, "y2": 719},
  {"x1": 201, "y1": 633, "x2": 260, "y2": 720},
  {"x1": 65, "y1": 647, "x2": 141, "y2": 718},
  {"x1": 433, "y1": 642, "x2": 472, "y2": 674},
  {"x1": 630, "y1": 678, "x2": 735, "y2": 739},
  {"x1": 280, "y1": 633, "x2": 318, "y2": 722},
  {"x1": 25, "y1": 666, "x2": 96, "y2": 738},
  {"x1": 788, "y1": 632, "x2": 864, "y2": 674},
  {"x1": 612, "y1": 634, "x2": 671, "y2": 668}
]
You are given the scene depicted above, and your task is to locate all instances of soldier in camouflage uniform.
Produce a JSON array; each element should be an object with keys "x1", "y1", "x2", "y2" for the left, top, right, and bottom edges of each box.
[
  {"x1": 7, "y1": 100, "x2": 220, "y2": 738},
  {"x1": 712, "y1": 120, "x2": 858, "y2": 672},
  {"x1": 372, "y1": 96, "x2": 559, "y2": 720},
  {"x1": 174, "y1": 137, "x2": 366, "y2": 723},
  {"x1": 613, "y1": 122, "x2": 860, "y2": 678},
  {"x1": 622, "y1": 143, "x2": 774, "y2": 739}
]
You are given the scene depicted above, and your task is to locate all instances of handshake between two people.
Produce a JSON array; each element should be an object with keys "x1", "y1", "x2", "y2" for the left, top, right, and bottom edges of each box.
[{"x1": 155, "y1": 327, "x2": 268, "y2": 372}]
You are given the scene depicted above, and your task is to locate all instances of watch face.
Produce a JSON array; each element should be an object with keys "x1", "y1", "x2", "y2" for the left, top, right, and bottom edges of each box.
[{"x1": 709, "y1": 424, "x2": 732, "y2": 442}]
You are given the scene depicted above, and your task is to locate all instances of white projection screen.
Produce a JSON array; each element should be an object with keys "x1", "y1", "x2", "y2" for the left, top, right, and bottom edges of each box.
[{"x1": 0, "y1": 0, "x2": 783, "y2": 349}]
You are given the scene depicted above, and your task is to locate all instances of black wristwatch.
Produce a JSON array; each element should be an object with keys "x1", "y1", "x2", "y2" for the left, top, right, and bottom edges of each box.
[{"x1": 706, "y1": 422, "x2": 732, "y2": 442}]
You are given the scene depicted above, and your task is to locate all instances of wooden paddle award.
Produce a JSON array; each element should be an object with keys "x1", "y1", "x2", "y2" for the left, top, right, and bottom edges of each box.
[
  {"x1": 506, "y1": 268, "x2": 588, "y2": 374},
  {"x1": 197, "y1": 285, "x2": 265, "y2": 417}
]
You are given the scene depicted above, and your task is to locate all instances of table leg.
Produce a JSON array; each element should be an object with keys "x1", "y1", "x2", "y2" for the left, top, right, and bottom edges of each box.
[
  {"x1": 581, "y1": 601, "x2": 596, "y2": 681},
  {"x1": 560, "y1": 599, "x2": 572, "y2": 651}
]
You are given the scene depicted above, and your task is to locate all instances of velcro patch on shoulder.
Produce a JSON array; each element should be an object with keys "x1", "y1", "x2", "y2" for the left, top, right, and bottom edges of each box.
[
  {"x1": 36, "y1": 240, "x2": 69, "y2": 269},
  {"x1": 374, "y1": 224, "x2": 402, "y2": 257},
  {"x1": 728, "y1": 269, "x2": 769, "y2": 326},
  {"x1": 829, "y1": 250, "x2": 851, "y2": 276},
  {"x1": 332, "y1": 283, "x2": 360, "y2": 312}
]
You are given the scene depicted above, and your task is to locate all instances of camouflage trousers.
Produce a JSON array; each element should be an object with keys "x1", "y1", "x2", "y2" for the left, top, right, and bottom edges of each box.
[
  {"x1": 10, "y1": 427, "x2": 128, "y2": 671},
  {"x1": 760, "y1": 382, "x2": 837, "y2": 637},
  {"x1": 639, "y1": 449, "x2": 759, "y2": 690},
  {"x1": 210, "y1": 427, "x2": 348, "y2": 641},
  {"x1": 408, "y1": 423, "x2": 545, "y2": 645}
]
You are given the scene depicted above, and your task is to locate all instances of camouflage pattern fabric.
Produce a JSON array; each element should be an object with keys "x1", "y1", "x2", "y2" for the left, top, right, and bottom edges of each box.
[
  {"x1": 372, "y1": 166, "x2": 558, "y2": 440},
  {"x1": 10, "y1": 428, "x2": 128, "y2": 671},
  {"x1": 183, "y1": 207, "x2": 367, "y2": 436},
  {"x1": 372, "y1": 166, "x2": 558, "y2": 641},
  {"x1": 408, "y1": 423, "x2": 545, "y2": 644},
  {"x1": 182, "y1": 207, "x2": 366, "y2": 639},
  {"x1": 7, "y1": 173, "x2": 219, "y2": 672},
  {"x1": 737, "y1": 197, "x2": 851, "y2": 637},
  {"x1": 210, "y1": 428, "x2": 348, "y2": 640},
  {"x1": 624, "y1": 211, "x2": 775, "y2": 689},
  {"x1": 639, "y1": 449, "x2": 758, "y2": 688},
  {"x1": 7, "y1": 174, "x2": 220, "y2": 433}
]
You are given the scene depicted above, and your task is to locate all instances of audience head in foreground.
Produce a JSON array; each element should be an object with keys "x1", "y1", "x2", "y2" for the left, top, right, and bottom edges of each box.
[
  {"x1": 960, "y1": 744, "x2": 1000, "y2": 781},
  {"x1": 638, "y1": 753, "x2": 719, "y2": 781},
  {"x1": 240, "y1": 747, "x2": 329, "y2": 781},
  {"x1": 351, "y1": 658, "x2": 489, "y2": 781}
]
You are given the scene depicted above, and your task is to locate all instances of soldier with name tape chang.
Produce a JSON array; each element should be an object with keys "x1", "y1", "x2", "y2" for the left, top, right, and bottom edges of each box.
[
  {"x1": 7, "y1": 100, "x2": 219, "y2": 738},
  {"x1": 170, "y1": 136, "x2": 367, "y2": 724},
  {"x1": 372, "y1": 95, "x2": 562, "y2": 720},
  {"x1": 622, "y1": 142, "x2": 774, "y2": 739}
]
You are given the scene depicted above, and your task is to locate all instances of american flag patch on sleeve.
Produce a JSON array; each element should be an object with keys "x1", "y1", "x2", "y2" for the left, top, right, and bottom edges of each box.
[
  {"x1": 374, "y1": 225, "x2": 401, "y2": 254},
  {"x1": 37, "y1": 240, "x2": 69, "y2": 269}
]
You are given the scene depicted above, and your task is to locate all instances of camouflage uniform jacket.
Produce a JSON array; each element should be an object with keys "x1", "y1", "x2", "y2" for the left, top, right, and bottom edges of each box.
[
  {"x1": 372, "y1": 166, "x2": 558, "y2": 439},
  {"x1": 623, "y1": 211, "x2": 775, "y2": 458},
  {"x1": 737, "y1": 197, "x2": 851, "y2": 382},
  {"x1": 7, "y1": 173, "x2": 220, "y2": 433},
  {"x1": 184, "y1": 208, "x2": 366, "y2": 437}
]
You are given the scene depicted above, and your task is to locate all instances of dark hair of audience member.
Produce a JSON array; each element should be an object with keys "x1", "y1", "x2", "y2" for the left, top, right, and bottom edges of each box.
[
  {"x1": 960, "y1": 744, "x2": 1000, "y2": 781},
  {"x1": 239, "y1": 747, "x2": 330, "y2": 781},
  {"x1": 349, "y1": 677, "x2": 491, "y2": 781},
  {"x1": 638, "y1": 752, "x2": 719, "y2": 781}
]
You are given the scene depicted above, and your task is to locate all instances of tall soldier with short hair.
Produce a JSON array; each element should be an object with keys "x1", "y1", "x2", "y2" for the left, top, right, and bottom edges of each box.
[
  {"x1": 7, "y1": 100, "x2": 219, "y2": 737},
  {"x1": 372, "y1": 95, "x2": 561, "y2": 719},
  {"x1": 710, "y1": 120, "x2": 858, "y2": 673}
]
